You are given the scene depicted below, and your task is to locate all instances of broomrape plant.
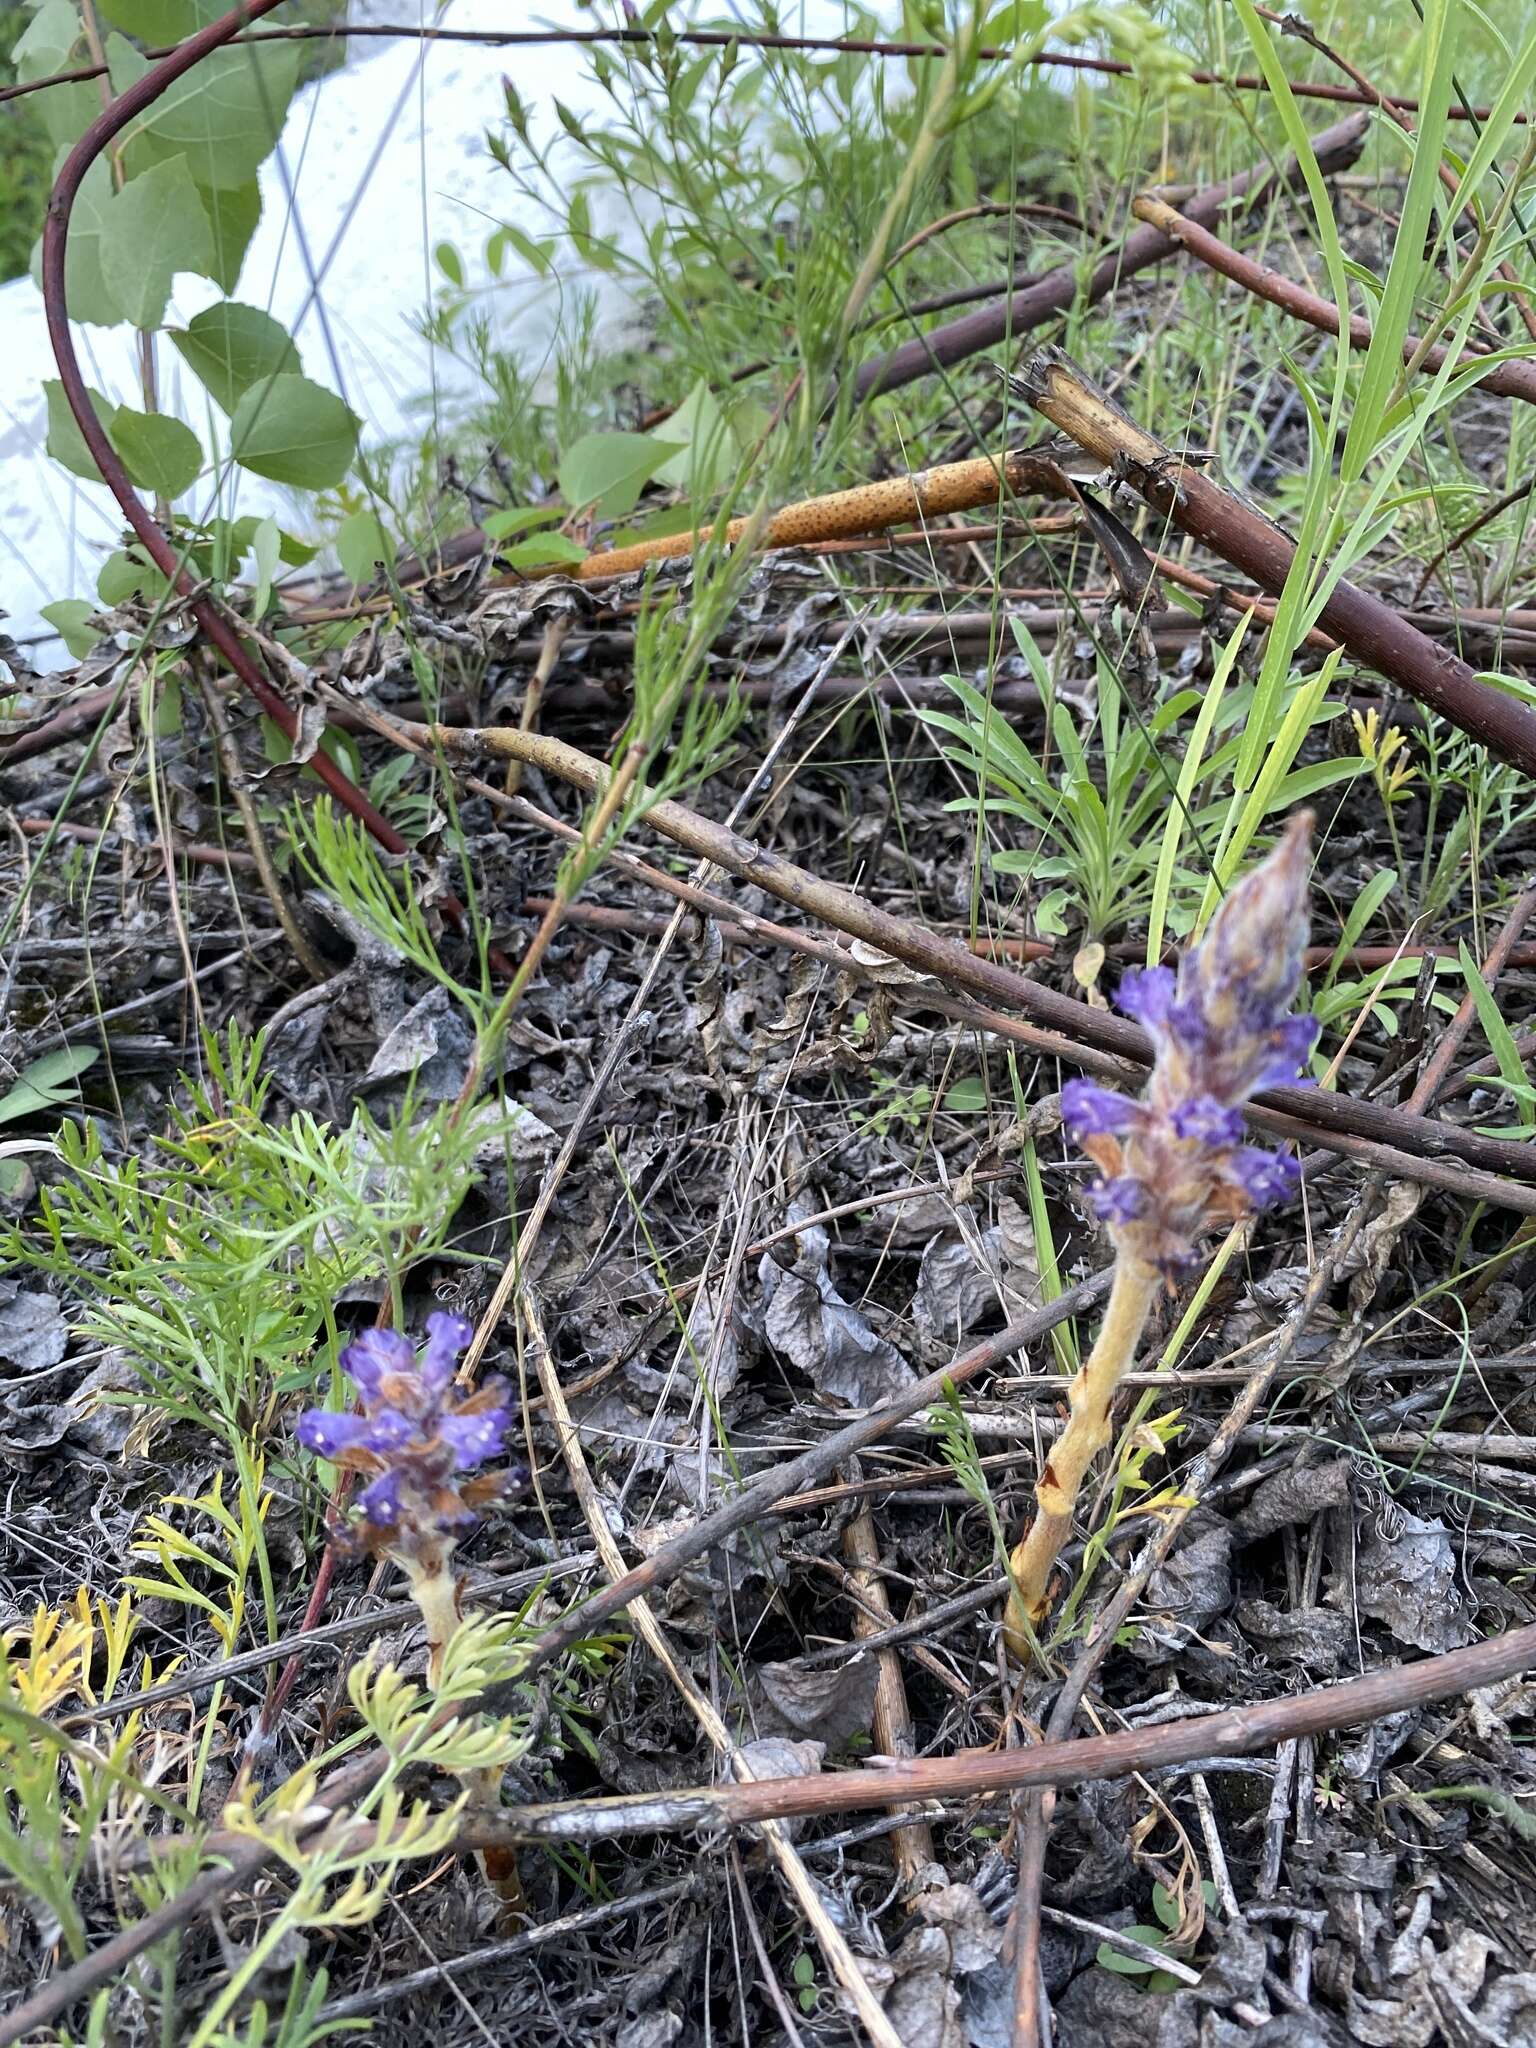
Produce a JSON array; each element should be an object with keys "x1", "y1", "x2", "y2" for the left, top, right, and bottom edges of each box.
[
  {"x1": 298, "y1": 1312, "x2": 522, "y2": 1683},
  {"x1": 1004, "y1": 813, "x2": 1317, "y2": 1654}
]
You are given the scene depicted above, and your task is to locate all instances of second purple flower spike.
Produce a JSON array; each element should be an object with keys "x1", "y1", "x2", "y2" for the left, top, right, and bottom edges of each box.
[
  {"x1": 298, "y1": 1311, "x2": 517, "y2": 1558},
  {"x1": 1060, "y1": 812, "x2": 1317, "y2": 1271}
]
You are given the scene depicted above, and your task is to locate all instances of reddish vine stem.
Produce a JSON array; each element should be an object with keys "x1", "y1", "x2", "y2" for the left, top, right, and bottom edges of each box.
[{"x1": 37, "y1": 0, "x2": 496, "y2": 963}]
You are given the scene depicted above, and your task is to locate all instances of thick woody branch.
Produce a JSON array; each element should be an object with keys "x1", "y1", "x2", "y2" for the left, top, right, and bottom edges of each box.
[
  {"x1": 852, "y1": 112, "x2": 1368, "y2": 400},
  {"x1": 568, "y1": 449, "x2": 1074, "y2": 583},
  {"x1": 1016, "y1": 348, "x2": 1536, "y2": 776},
  {"x1": 453, "y1": 1618, "x2": 1536, "y2": 1843}
]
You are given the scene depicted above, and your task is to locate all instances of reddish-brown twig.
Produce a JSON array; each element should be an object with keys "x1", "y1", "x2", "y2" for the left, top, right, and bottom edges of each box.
[
  {"x1": 851, "y1": 112, "x2": 1368, "y2": 400},
  {"x1": 1130, "y1": 194, "x2": 1536, "y2": 407},
  {"x1": 2, "y1": 27, "x2": 1516, "y2": 123}
]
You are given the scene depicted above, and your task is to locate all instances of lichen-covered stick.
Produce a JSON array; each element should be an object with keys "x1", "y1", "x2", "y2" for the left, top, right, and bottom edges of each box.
[{"x1": 1004, "y1": 814, "x2": 1317, "y2": 1656}]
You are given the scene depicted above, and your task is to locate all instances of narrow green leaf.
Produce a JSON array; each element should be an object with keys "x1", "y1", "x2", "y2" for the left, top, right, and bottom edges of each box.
[
  {"x1": 481, "y1": 504, "x2": 565, "y2": 539},
  {"x1": 434, "y1": 240, "x2": 464, "y2": 286},
  {"x1": 168, "y1": 302, "x2": 301, "y2": 416},
  {"x1": 1457, "y1": 939, "x2": 1534, "y2": 1130},
  {"x1": 336, "y1": 509, "x2": 393, "y2": 586},
  {"x1": 490, "y1": 221, "x2": 554, "y2": 277},
  {"x1": 249, "y1": 517, "x2": 281, "y2": 620},
  {"x1": 230, "y1": 375, "x2": 361, "y2": 490},
  {"x1": 109, "y1": 407, "x2": 203, "y2": 499},
  {"x1": 0, "y1": 1047, "x2": 99, "y2": 1125},
  {"x1": 1096, "y1": 1929, "x2": 1169, "y2": 1977},
  {"x1": 497, "y1": 533, "x2": 588, "y2": 570}
]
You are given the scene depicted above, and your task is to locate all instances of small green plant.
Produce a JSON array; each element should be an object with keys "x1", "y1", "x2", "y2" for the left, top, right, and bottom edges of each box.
[
  {"x1": 2, "y1": 1024, "x2": 514, "y2": 1449},
  {"x1": 929, "y1": 1378, "x2": 1011, "y2": 1576},
  {"x1": 1096, "y1": 1879, "x2": 1217, "y2": 1992},
  {"x1": 852, "y1": 1070, "x2": 935, "y2": 1139},
  {"x1": 791, "y1": 1950, "x2": 821, "y2": 2015}
]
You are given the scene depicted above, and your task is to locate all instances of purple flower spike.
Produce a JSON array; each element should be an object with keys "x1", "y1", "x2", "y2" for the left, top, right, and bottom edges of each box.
[
  {"x1": 420, "y1": 1310, "x2": 474, "y2": 1393},
  {"x1": 339, "y1": 1326, "x2": 414, "y2": 1403},
  {"x1": 297, "y1": 1410, "x2": 374, "y2": 1459},
  {"x1": 298, "y1": 1315, "x2": 519, "y2": 1567},
  {"x1": 441, "y1": 1405, "x2": 512, "y2": 1470},
  {"x1": 1065, "y1": 815, "x2": 1314, "y2": 1269},
  {"x1": 1115, "y1": 965, "x2": 1176, "y2": 1033}
]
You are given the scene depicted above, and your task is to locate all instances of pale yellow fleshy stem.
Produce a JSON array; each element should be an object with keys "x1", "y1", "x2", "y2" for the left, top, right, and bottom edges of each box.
[
  {"x1": 1003, "y1": 1254, "x2": 1162, "y2": 1659},
  {"x1": 401, "y1": 1552, "x2": 528, "y2": 1919},
  {"x1": 400, "y1": 1554, "x2": 462, "y2": 1690}
]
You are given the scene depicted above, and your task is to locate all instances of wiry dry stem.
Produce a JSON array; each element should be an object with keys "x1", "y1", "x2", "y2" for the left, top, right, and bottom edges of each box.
[{"x1": 1003, "y1": 1255, "x2": 1161, "y2": 1656}]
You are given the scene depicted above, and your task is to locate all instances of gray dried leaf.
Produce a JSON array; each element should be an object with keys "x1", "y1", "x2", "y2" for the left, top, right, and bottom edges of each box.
[
  {"x1": 1352, "y1": 1507, "x2": 1471, "y2": 1652},
  {"x1": 680, "y1": 1282, "x2": 743, "y2": 1401},
  {"x1": 736, "y1": 1733, "x2": 825, "y2": 1782},
  {"x1": 1142, "y1": 1519, "x2": 1232, "y2": 1634},
  {"x1": 877, "y1": 1925, "x2": 967, "y2": 2048},
  {"x1": 1333, "y1": 1707, "x2": 1418, "y2": 1781},
  {"x1": 362, "y1": 986, "x2": 473, "y2": 1094},
  {"x1": 1346, "y1": 1928, "x2": 1495, "y2": 2048},
  {"x1": 1442, "y1": 1970, "x2": 1536, "y2": 2047},
  {"x1": 917, "y1": 1885, "x2": 1006, "y2": 1975},
  {"x1": 472, "y1": 579, "x2": 589, "y2": 655},
  {"x1": 758, "y1": 1202, "x2": 914, "y2": 1408},
  {"x1": 1236, "y1": 1596, "x2": 1353, "y2": 1671},
  {"x1": 614, "y1": 2014, "x2": 682, "y2": 2048},
  {"x1": 1054, "y1": 1963, "x2": 1202, "y2": 2048},
  {"x1": 1233, "y1": 1458, "x2": 1351, "y2": 1544},
  {"x1": 750, "y1": 1654, "x2": 878, "y2": 1747},
  {"x1": 912, "y1": 1227, "x2": 1002, "y2": 1354},
  {"x1": 0, "y1": 1282, "x2": 66, "y2": 1372},
  {"x1": 262, "y1": 1000, "x2": 333, "y2": 1112}
]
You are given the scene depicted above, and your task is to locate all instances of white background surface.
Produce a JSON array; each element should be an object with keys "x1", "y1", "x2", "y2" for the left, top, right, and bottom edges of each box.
[{"x1": 0, "y1": 1, "x2": 725, "y2": 655}]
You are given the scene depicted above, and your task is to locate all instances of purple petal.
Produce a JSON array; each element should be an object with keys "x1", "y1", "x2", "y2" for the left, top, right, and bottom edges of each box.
[
  {"x1": 1254, "y1": 1013, "x2": 1320, "y2": 1088},
  {"x1": 1060, "y1": 1079, "x2": 1137, "y2": 1138},
  {"x1": 1169, "y1": 1096, "x2": 1245, "y2": 1148},
  {"x1": 420, "y1": 1311, "x2": 473, "y2": 1394},
  {"x1": 356, "y1": 1470, "x2": 405, "y2": 1528},
  {"x1": 1115, "y1": 966, "x2": 1175, "y2": 1031},
  {"x1": 339, "y1": 1327, "x2": 414, "y2": 1403},
  {"x1": 440, "y1": 1404, "x2": 511, "y2": 1472},
  {"x1": 1225, "y1": 1146, "x2": 1301, "y2": 1210},
  {"x1": 1087, "y1": 1175, "x2": 1147, "y2": 1225},
  {"x1": 359, "y1": 1407, "x2": 416, "y2": 1454},
  {"x1": 297, "y1": 1409, "x2": 374, "y2": 1458}
]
